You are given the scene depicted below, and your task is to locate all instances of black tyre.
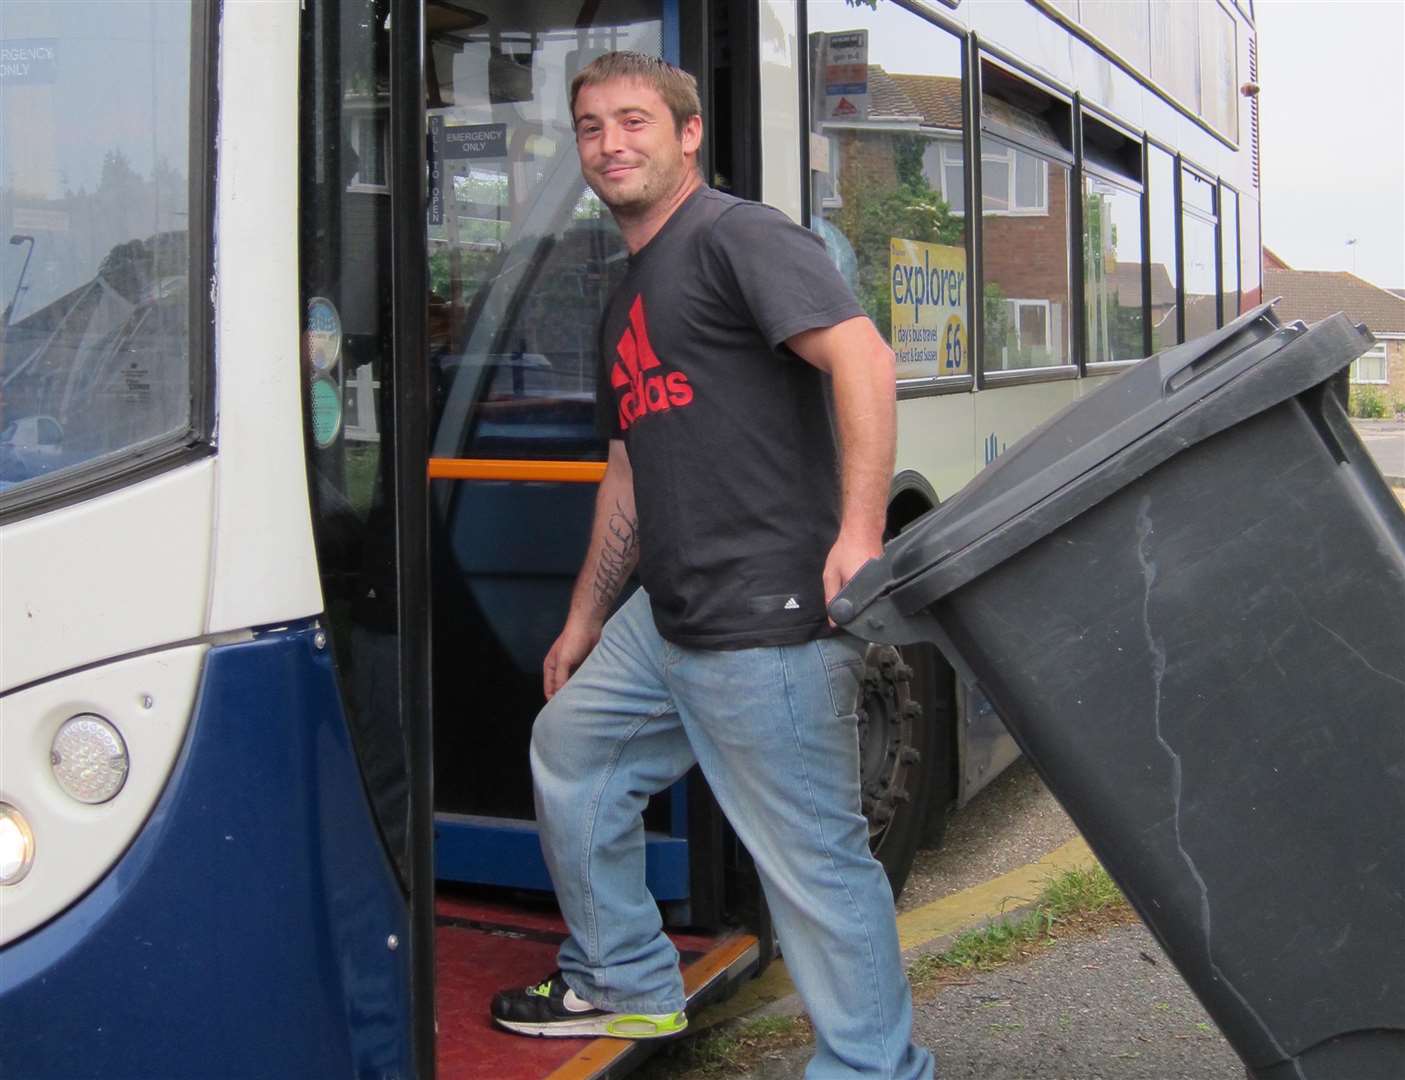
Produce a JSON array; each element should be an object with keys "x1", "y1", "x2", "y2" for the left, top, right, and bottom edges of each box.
[
  {"x1": 859, "y1": 641, "x2": 955, "y2": 899},
  {"x1": 912, "y1": 644, "x2": 956, "y2": 851}
]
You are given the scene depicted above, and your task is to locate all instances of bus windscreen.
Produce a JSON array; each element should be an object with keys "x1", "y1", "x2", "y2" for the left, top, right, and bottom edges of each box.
[{"x1": 0, "y1": 2, "x2": 197, "y2": 498}]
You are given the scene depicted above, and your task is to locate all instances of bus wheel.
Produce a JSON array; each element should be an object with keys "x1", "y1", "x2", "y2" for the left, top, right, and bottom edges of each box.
[{"x1": 859, "y1": 643, "x2": 944, "y2": 899}]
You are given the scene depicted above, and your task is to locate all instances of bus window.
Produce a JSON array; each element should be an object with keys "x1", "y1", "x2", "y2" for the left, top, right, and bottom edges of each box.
[
  {"x1": 805, "y1": 4, "x2": 970, "y2": 381},
  {"x1": 428, "y1": 5, "x2": 662, "y2": 463},
  {"x1": 1150, "y1": 0, "x2": 1201, "y2": 116},
  {"x1": 1148, "y1": 144, "x2": 1180, "y2": 350},
  {"x1": 1083, "y1": 174, "x2": 1145, "y2": 364},
  {"x1": 1082, "y1": 116, "x2": 1146, "y2": 366},
  {"x1": 1220, "y1": 183, "x2": 1240, "y2": 324},
  {"x1": 1077, "y1": 0, "x2": 1152, "y2": 73},
  {"x1": 1182, "y1": 166, "x2": 1218, "y2": 341},
  {"x1": 980, "y1": 65, "x2": 1075, "y2": 374},
  {"x1": 1240, "y1": 193, "x2": 1262, "y2": 310},
  {"x1": 0, "y1": 2, "x2": 197, "y2": 499},
  {"x1": 1198, "y1": 0, "x2": 1238, "y2": 142}
]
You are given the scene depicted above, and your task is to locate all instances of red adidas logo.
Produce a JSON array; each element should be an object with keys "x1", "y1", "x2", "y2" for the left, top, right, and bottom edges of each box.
[{"x1": 612, "y1": 294, "x2": 693, "y2": 431}]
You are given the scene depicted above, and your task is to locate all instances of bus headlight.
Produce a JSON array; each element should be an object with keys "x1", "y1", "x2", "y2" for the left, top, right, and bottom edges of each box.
[
  {"x1": 0, "y1": 804, "x2": 35, "y2": 885},
  {"x1": 51, "y1": 714, "x2": 130, "y2": 804}
]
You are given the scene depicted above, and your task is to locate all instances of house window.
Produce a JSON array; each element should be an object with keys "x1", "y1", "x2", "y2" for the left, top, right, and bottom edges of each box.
[
  {"x1": 922, "y1": 139, "x2": 1048, "y2": 220},
  {"x1": 1351, "y1": 342, "x2": 1389, "y2": 385},
  {"x1": 999, "y1": 299, "x2": 1055, "y2": 367},
  {"x1": 817, "y1": 134, "x2": 843, "y2": 209},
  {"x1": 982, "y1": 145, "x2": 1047, "y2": 214},
  {"x1": 938, "y1": 141, "x2": 961, "y2": 213}
]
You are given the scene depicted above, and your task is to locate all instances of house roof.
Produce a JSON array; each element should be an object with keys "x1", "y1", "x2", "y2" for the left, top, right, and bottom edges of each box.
[
  {"x1": 1263, "y1": 246, "x2": 1291, "y2": 270},
  {"x1": 866, "y1": 68, "x2": 963, "y2": 130},
  {"x1": 1265, "y1": 269, "x2": 1405, "y2": 334},
  {"x1": 1110, "y1": 262, "x2": 1177, "y2": 307}
]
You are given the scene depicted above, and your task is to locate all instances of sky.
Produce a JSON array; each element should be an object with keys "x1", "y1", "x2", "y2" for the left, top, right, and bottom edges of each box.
[{"x1": 1256, "y1": 1, "x2": 1405, "y2": 289}]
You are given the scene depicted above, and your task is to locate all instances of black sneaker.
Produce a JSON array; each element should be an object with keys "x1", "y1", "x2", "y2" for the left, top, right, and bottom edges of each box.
[{"x1": 490, "y1": 971, "x2": 688, "y2": 1039}]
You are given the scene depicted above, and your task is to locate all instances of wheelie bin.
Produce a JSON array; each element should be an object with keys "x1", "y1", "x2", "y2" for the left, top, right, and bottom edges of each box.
[{"x1": 830, "y1": 303, "x2": 1405, "y2": 1080}]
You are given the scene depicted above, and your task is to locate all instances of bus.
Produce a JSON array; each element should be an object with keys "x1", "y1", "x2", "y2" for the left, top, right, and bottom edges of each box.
[{"x1": 0, "y1": 1, "x2": 1261, "y2": 1077}]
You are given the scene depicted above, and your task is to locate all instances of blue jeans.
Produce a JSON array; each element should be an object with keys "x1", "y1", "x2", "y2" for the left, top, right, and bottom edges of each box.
[{"x1": 531, "y1": 589, "x2": 935, "y2": 1079}]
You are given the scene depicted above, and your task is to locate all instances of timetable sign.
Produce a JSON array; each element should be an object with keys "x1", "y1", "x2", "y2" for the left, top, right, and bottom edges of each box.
[{"x1": 823, "y1": 30, "x2": 868, "y2": 122}]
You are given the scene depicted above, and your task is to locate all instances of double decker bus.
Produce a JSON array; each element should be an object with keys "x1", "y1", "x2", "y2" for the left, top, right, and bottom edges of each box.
[{"x1": 0, "y1": 1, "x2": 1261, "y2": 1077}]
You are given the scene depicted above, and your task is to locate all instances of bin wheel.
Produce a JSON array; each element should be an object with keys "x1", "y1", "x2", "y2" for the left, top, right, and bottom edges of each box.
[{"x1": 859, "y1": 643, "x2": 951, "y2": 898}]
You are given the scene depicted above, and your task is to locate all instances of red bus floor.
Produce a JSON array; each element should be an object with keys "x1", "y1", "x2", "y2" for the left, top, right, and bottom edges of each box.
[{"x1": 435, "y1": 890, "x2": 759, "y2": 1080}]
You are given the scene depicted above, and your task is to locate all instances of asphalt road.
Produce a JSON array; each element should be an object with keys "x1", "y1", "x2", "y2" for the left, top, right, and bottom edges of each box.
[
  {"x1": 728, "y1": 760, "x2": 1247, "y2": 1079},
  {"x1": 735, "y1": 921, "x2": 1245, "y2": 1080},
  {"x1": 898, "y1": 759, "x2": 1079, "y2": 914},
  {"x1": 1352, "y1": 418, "x2": 1405, "y2": 481}
]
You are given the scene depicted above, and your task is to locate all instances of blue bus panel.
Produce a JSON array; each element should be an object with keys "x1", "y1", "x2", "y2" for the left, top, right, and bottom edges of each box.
[{"x1": 0, "y1": 624, "x2": 412, "y2": 1080}]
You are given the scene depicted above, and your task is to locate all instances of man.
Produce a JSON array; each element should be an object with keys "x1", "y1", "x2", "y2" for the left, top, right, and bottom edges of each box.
[{"x1": 490, "y1": 52, "x2": 934, "y2": 1079}]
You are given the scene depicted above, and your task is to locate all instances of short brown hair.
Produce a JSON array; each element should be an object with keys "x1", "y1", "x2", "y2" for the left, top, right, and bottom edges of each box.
[{"x1": 570, "y1": 51, "x2": 701, "y2": 135}]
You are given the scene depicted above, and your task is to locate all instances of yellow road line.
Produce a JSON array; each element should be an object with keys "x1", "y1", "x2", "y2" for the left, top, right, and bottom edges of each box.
[
  {"x1": 692, "y1": 835, "x2": 1098, "y2": 1030},
  {"x1": 896, "y1": 834, "x2": 1096, "y2": 950}
]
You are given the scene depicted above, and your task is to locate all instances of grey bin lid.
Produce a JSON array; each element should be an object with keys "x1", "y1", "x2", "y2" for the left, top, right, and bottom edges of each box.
[{"x1": 831, "y1": 302, "x2": 1377, "y2": 642}]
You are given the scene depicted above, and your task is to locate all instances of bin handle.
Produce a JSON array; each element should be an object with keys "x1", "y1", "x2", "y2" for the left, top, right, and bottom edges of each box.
[{"x1": 1162, "y1": 301, "x2": 1285, "y2": 396}]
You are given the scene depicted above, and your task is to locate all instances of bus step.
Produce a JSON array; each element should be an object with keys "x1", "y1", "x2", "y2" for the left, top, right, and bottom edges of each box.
[{"x1": 435, "y1": 892, "x2": 760, "y2": 1080}]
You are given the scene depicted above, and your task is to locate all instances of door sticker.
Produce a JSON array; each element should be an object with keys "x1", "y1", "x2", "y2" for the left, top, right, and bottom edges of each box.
[
  {"x1": 305, "y1": 296, "x2": 343, "y2": 373},
  {"x1": 310, "y1": 375, "x2": 343, "y2": 448}
]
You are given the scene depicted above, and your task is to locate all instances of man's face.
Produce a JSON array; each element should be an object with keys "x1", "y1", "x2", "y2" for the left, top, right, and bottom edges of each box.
[{"x1": 573, "y1": 77, "x2": 701, "y2": 213}]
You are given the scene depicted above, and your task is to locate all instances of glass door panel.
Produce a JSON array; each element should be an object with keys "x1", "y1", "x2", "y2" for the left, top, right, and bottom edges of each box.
[
  {"x1": 427, "y1": 2, "x2": 663, "y2": 463},
  {"x1": 425, "y1": 2, "x2": 683, "y2": 901}
]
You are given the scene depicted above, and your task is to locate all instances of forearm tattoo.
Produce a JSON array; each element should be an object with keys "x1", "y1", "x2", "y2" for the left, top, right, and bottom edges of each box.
[{"x1": 592, "y1": 500, "x2": 639, "y2": 609}]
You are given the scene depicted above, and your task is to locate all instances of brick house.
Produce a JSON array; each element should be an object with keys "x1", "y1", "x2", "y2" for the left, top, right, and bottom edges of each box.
[
  {"x1": 821, "y1": 68, "x2": 1072, "y2": 368},
  {"x1": 1265, "y1": 266, "x2": 1405, "y2": 415}
]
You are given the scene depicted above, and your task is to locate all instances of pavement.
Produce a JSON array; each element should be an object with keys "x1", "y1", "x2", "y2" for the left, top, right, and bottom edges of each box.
[
  {"x1": 1352, "y1": 417, "x2": 1405, "y2": 486},
  {"x1": 897, "y1": 758, "x2": 1080, "y2": 913},
  {"x1": 687, "y1": 835, "x2": 1245, "y2": 1080},
  {"x1": 627, "y1": 757, "x2": 1259, "y2": 1080},
  {"x1": 734, "y1": 921, "x2": 1244, "y2": 1079}
]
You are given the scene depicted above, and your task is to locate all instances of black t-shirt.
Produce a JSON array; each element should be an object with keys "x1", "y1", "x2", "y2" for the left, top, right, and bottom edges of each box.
[{"x1": 596, "y1": 187, "x2": 866, "y2": 649}]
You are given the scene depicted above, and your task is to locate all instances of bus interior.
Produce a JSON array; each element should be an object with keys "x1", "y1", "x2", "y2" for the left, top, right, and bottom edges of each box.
[{"x1": 301, "y1": 2, "x2": 768, "y2": 1075}]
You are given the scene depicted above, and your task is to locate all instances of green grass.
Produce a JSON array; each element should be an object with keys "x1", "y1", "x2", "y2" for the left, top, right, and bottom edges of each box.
[
  {"x1": 638, "y1": 1014, "x2": 811, "y2": 1078},
  {"x1": 1035, "y1": 863, "x2": 1126, "y2": 919},
  {"x1": 909, "y1": 864, "x2": 1130, "y2": 985}
]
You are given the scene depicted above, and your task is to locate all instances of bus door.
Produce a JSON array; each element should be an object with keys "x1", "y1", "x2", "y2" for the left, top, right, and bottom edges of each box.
[
  {"x1": 421, "y1": 3, "x2": 731, "y2": 917},
  {"x1": 303, "y1": 2, "x2": 761, "y2": 1078}
]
